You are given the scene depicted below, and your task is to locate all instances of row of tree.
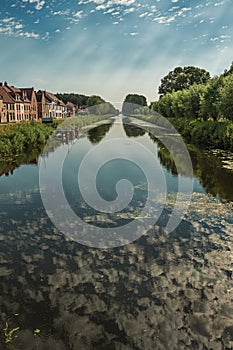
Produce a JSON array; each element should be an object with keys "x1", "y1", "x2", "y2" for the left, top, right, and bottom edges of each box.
[
  {"x1": 151, "y1": 63, "x2": 233, "y2": 121},
  {"x1": 56, "y1": 93, "x2": 118, "y2": 115},
  {"x1": 56, "y1": 93, "x2": 107, "y2": 108},
  {"x1": 122, "y1": 63, "x2": 233, "y2": 121}
]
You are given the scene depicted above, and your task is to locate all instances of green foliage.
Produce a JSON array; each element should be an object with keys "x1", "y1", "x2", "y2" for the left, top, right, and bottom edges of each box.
[
  {"x1": 222, "y1": 61, "x2": 233, "y2": 77},
  {"x1": 151, "y1": 83, "x2": 205, "y2": 119},
  {"x1": 123, "y1": 94, "x2": 147, "y2": 106},
  {"x1": 131, "y1": 113, "x2": 233, "y2": 151},
  {"x1": 158, "y1": 66, "x2": 210, "y2": 96},
  {"x1": 55, "y1": 93, "x2": 108, "y2": 108},
  {"x1": 55, "y1": 93, "x2": 88, "y2": 106},
  {"x1": 218, "y1": 74, "x2": 233, "y2": 120},
  {"x1": 86, "y1": 95, "x2": 105, "y2": 107},
  {"x1": 199, "y1": 76, "x2": 224, "y2": 120},
  {"x1": 169, "y1": 118, "x2": 233, "y2": 151},
  {"x1": 122, "y1": 94, "x2": 147, "y2": 115},
  {"x1": 152, "y1": 64, "x2": 233, "y2": 122},
  {"x1": 151, "y1": 92, "x2": 175, "y2": 117},
  {"x1": 0, "y1": 122, "x2": 54, "y2": 160}
]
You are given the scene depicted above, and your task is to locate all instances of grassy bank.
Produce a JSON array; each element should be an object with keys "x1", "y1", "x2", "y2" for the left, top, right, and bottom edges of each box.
[
  {"x1": 131, "y1": 114, "x2": 233, "y2": 151},
  {"x1": 52, "y1": 114, "x2": 114, "y2": 130},
  {"x1": 0, "y1": 115, "x2": 113, "y2": 161},
  {"x1": 168, "y1": 118, "x2": 233, "y2": 151},
  {"x1": 0, "y1": 122, "x2": 54, "y2": 160}
]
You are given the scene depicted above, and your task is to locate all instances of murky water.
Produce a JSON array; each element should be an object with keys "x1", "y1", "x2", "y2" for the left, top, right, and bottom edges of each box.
[{"x1": 0, "y1": 117, "x2": 232, "y2": 349}]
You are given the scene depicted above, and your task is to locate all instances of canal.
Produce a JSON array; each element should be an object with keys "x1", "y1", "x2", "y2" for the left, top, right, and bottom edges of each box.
[{"x1": 0, "y1": 116, "x2": 232, "y2": 349}]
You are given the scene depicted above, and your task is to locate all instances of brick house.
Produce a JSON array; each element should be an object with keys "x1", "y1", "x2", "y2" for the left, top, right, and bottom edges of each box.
[
  {"x1": 3, "y1": 84, "x2": 25, "y2": 121},
  {"x1": 36, "y1": 90, "x2": 67, "y2": 119},
  {"x1": 0, "y1": 93, "x2": 7, "y2": 123},
  {"x1": 36, "y1": 90, "x2": 49, "y2": 119},
  {"x1": 0, "y1": 84, "x2": 16, "y2": 122},
  {"x1": 20, "y1": 88, "x2": 38, "y2": 120},
  {"x1": 0, "y1": 82, "x2": 39, "y2": 122},
  {"x1": 66, "y1": 101, "x2": 77, "y2": 117}
]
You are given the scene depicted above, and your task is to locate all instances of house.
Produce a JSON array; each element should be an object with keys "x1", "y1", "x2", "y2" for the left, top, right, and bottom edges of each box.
[
  {"x1": 0, "y1": 82, "x2": 39, "y2": 122},
  {"x1": 0, "y1": 83, "x2": 16, "y2": 122},
  {"x1": 3, "y1": 83, "x2": 25, "y2": 121},
  {"x1": 0, "y1": 93, "x2": 7, "y2": 123},
  {"x1": 36, "y1": 90, "x2": 67, "y2": 119},
  {"x1": 20, "y1": 88, "x2": 38, "y2": 120},
  {"x1": 36, "y1": 90, "x2": 49, "y2": 119},
  {"x1": 66, "y1": 101, "x2": 77, "y2": 118}
]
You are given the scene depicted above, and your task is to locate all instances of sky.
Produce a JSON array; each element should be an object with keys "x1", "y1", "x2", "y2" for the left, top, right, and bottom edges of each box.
[{"x1": 0, "y1": 0, "x2": 233, "y2": 106}]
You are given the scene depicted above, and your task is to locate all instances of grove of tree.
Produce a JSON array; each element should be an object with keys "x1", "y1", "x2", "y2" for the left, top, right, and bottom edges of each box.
[{"x1": 150, "y1": 62, "x2": 233, "y2": 121}]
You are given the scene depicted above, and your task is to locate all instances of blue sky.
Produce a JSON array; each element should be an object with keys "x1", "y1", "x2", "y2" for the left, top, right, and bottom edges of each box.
[{"x1": 0, "y1": 0, "x2": 233, "y2": 105}]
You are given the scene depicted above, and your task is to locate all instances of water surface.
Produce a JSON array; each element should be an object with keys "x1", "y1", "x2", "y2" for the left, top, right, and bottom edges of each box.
[{"x1": 0, "y1": 117, "x2": 232, "y2": 349}]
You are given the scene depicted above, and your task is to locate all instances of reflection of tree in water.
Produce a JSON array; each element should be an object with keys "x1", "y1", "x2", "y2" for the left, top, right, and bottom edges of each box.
[
  {"x1": 0, "y1": 148, "x2": 40, "y2": 177},
  {"x1": 123, "y1": 123, "x2": 146, "y2": 138},
  {"x1": 0, "y1": 193, "x2": 233, "y2": 349},
  {"x1": 87, "y1": 122, "x2": 113, "y2": 144},
  {"x1": 154, "y1": 137, "x2": 233, "y2": 201},
  {"x1": 190, "y1": 149, "x2": 233, "y2": 201}
]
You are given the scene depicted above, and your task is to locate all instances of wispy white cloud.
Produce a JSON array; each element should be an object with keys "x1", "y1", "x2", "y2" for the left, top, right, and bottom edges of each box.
[
  {"x1": 22, "y1": 0, "x2": 46, "y2": 11},
  {"x1": 0, "y1": 16, "x2": 40, "y2": 39}
]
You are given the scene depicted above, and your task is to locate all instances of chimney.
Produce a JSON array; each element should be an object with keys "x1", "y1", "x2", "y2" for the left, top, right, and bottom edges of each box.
[
  {"x1": 4, "y1": 81, "x2": 8, "y2": 86},
  {"x1": 0, "y1": 82, "x2": 2, "y2": 87}
]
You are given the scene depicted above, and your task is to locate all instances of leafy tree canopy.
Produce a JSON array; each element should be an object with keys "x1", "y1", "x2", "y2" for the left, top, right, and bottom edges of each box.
[
  {"x1": 56, "y1": 93, "x2": 106, "y2": 107},
  {"x1": 86, "y1": 95, "x2": 105, "y2": 107},
  {"x1": 55, "y1": 93, "x2": 89, "y2": 107},
  {"x1": 223, "y1": 61, "x2": 233, "y2": 77},
  {"x1": 218, "y1": 74, "x2": 233, "y2": 120},
  {"x1": 123, "y1": 94, "x2": 147, "y2": 106},
  {"x1": 158, "y1": 66, "x2": 210, "y2": 96},
  {"x1": 122, "y1": 94, "x2": 147, "y2": 115}
]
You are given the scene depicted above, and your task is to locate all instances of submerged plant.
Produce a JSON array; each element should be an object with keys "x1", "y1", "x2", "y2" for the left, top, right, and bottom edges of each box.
[{"x1": 3, "y1": 322, "x2": 20, "y2": 347}]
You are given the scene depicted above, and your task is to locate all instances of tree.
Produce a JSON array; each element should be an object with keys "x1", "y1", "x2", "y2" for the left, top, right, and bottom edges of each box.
[
  {"x1": 223, "y1": 61, "x2": 233, "y2": 77},
  {"x1": 123, "y1": 94, "x2": 147, "y2": 106},
  {"x1": 86, "y1": 95, "x2": 105, "y2": 107},
  {"x1": 158, "y1": 66, "x2": 210, "y2": 96},
  {"x1": 155, "y1": 92, "x2": 175, "y2": 118},
  {"x1": 184, "y1": 83, "x2": 206, "y2": 119},
  {"x1": 56, "y1": 93, "x2": 88, "y2": 107},
  {"x1": 218, "y1": 74, "x2": 233, "y2": 120},
  {"x1": 199, "y1": 76, "x2": 223, "y2": 120},
  {"x1": 122, "y1": 94, "x2": 147, "y2": 115}
]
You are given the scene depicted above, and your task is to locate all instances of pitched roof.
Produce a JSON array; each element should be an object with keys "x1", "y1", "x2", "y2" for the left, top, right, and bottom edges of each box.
[
  {"x1": 36, "y1": 91, "x2": 43, "y2": 103},
  {"x1": 9, "y1": 86, "x2": 21, "y2": 94},
  {"x1": 66, "y1": 101, "x2": 76, "y2": 108},
  {"x1": 20, "y1": 88, "x2": 34, "y2": 101},
  {"x1": 44, "y1": 91, "x2": 60, "y2": 103},
  {"x1": 0, "y1": 86, "x2": 15, "y2": 104},
  {"x1": 60, "y1": 100, "x2": 66, "y2": 107},
  {"x1": 1, "y1": 84, "x2": 23, "y2": 102}
]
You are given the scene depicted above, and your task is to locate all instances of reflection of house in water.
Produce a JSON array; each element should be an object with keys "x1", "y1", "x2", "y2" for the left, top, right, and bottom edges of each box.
[
  {"x1": 54, "y1": 128, "x2": 79, "y2": 145},
  {"x1": 42, "y1": 128, "x2": 79, "y2": 157}
]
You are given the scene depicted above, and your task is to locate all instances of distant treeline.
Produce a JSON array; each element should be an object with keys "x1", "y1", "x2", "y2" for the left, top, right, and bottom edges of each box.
[
  {"x1": 55, "y1": 93, "x2": 105, "y2": 108},
  {"x1": 56, "y1": 93, "x2": 118, "y2": 115}
]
